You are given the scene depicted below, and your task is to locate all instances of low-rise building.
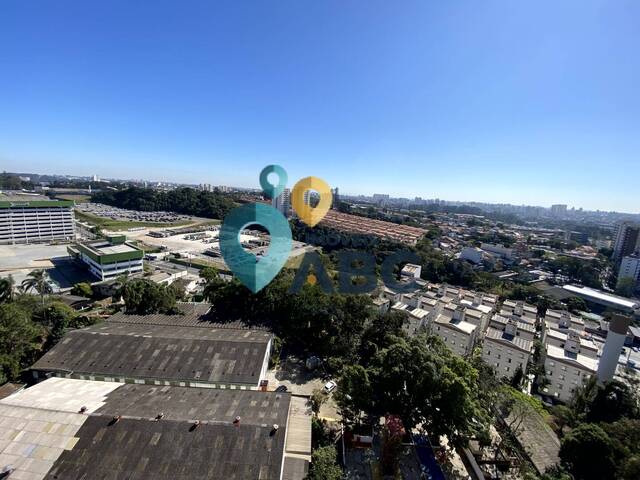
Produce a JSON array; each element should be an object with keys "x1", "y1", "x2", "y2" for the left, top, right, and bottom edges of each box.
[
  {"x1": 482, "y1": 319, "x2": 534, "y2": 378},
  {"x1": 544, "y1": 309, "x2": 585, "y2": 332},
  {"x1": 0, "y1": 377, "x2": 305, "y2": 480},
  {"x1": 501, "y1": 300, "x2": 538, "y2": 326},
  {"x1": 541, "y1": 329, "x2": 598, "y2": 403},
  {"x1": 31, "y1": 304, "x2": 273, "y2": 390},
  {"x1": 431, "y1": 307, "x2": 478, "y2": 357},
  {"x1": 68, "y1": 235, "x2": 144, "y2": 281}
]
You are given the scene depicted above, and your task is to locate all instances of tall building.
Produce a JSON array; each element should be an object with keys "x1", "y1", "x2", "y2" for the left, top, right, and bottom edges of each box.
[
  {"x1": 272, "y1": 187, "x2": 291, "y2": 217},
  {"x1": 612, "y1": 222, "x2": 640, "y2": 261},
  {"x1": 0, "y1": 193, "x2": 75, "y2": 245},
  {"x1": 332, "y1": 187, "x2": 340, "y2": 209},
  {"x1": 618, "y1": 254, "x2": 640, "y2": 290},
  {"x1": 550, "y1": 204, "x2": 568, "y2": 217}
]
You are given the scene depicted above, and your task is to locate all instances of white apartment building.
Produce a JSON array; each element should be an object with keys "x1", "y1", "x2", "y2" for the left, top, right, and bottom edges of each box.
[
  {"x1": 542, "y1": 326, "x2": 599, "y2": 359},
  {"x1": 480, "y1": 243, "x2": 514, "y2": 261},
  {"x1": 489, "y1": 313, "x2": 536, "y2": 341},
  {"x1": 0, "y1": 193, "x2": 75, "y2": 245},
  {"x1": 482, "y1": 319, "x2": 534, "y2": 378},
  {"x1": 272, "y1": 188, "x2": 291, "y2": 217},
  {"x1": 431, "y1": 307, "x2": 478, "y2": 357},
  {"x1": 501, "y1": 300, "x2": 538, "y2": 326},
  {"x1": 618, "y1": 254, "x2": 640, "y2": 289},
  {"x1": 543, "y1": 335, "x2": 598, "y2": 403},
  {"x1": 544, "y1": 309, "x2": 585, "y2": 332}
]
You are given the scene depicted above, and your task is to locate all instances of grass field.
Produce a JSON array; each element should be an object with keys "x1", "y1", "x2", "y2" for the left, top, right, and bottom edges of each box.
[{"x1": 74, "y1": 210, "x2": 192, "y2": 230}]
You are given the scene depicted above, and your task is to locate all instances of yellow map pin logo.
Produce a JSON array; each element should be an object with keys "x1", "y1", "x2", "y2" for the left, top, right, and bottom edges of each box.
[{"x1": 291, "y1": 176, "x2": 332, "y2": 227}]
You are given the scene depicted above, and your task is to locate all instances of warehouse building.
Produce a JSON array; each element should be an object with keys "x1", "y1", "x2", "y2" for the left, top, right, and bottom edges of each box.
[
  {"x1": 67, "y1": 235, "x2": 144, "y2": 281},
  {"x1": 0, "y1": 192, "x2": 75, "y2": 245},
  {"x1": 30, "y1": 305, "x2": 273, "y2": 390},
  {"x1": 0, "y1": 377, "x2": 307, "y2": 480}
]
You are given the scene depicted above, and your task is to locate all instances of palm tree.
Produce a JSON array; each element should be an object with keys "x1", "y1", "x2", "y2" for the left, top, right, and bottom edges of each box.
[
  {"x1": 21, "y1": 269, "x2": 53, "y2": 307},
  {"x1": 0, "y1": 275, "x2": 15, "y2": 303}
]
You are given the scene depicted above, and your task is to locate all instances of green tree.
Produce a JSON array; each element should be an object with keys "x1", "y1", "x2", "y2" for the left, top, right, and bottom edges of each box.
[
  {"x1": 0, "y1": 275, "x2": 15, "y2": 303},
  {"x1": 21, "y1": 269, "x2": 52, "y2": 306},
  {"x1": 42, "y1": 302, "x2": 77, "y2": 345},
  {"x1": 70, "y1": 282, "x2": 93, "y2": 298},
  {"x1": 0, "y1": 303, "x2": 44, "y2": 382},
  {"x1": 307, "y1": 446, "x2": 342, "y2": 480},
  {"x1": 335, "y1": 365, "x2": 372, "y2": 425},
  {"x1": 572, "y1": 379, "x2": 639, "y2": 424},
  {"x1": 560, "y1": 423, "x2": 622, "y2": 480},
  {"x1": 199, "y1": 266, "x2": 219, "y2": 282},
  {"x1": 121, "y1": 279, "x2": 177, "y2": 314}
]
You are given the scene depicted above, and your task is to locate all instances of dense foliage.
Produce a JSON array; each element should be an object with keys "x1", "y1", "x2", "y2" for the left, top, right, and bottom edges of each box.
[
  {"x1": 120, "y1": 278, "x2": 182, "y2": 314},
  {"x1": 92, "y1": 186, "x2": 235, "y2": 219},
  {"x1": 0, "y1": 272, "x2": 97, "y2": 384}
]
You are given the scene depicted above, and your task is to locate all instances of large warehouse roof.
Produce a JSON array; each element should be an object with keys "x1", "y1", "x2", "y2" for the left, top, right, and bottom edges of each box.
[
  {"x1": 0, "y1": 378, "x2": 292, "y2": 480},
  {"x1": 31, "y1": 319, "x2": 272, "y2": 386}
]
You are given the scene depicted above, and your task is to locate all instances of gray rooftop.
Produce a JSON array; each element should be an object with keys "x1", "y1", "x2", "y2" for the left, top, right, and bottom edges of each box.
[{"x1": 31, "y1": 322, "x2": 272, "y2": 385}]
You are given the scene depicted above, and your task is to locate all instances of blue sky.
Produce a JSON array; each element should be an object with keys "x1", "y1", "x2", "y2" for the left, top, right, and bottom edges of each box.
[{"x1": 0, "y1": 1, "x2": 638, "y2": 212}]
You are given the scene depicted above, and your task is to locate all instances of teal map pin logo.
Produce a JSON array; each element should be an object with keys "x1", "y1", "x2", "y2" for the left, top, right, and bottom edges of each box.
[
  {"x1": 219, "y1": 203, "x2": 292, "y2": 293},
  {"x1": 259, "y1": 164, "x2": 287, "y2": 199}
]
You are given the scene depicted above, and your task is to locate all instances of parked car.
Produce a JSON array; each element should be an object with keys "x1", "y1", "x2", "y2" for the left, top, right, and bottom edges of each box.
[
  {"x1": 323, "y1": 381, "x2": 337, "y2": 394},
  {"x1": 275, "y1": 385, "x2": 288, "y2": 393}
]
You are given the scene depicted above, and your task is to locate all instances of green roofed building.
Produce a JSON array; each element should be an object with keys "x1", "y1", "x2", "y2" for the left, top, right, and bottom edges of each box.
[
  {"x1": 68, "y1": 235, "x2": 144, "y2": 280},
  {"x1": 0, "y1": 191, "x2": 75, "y2": 245}
]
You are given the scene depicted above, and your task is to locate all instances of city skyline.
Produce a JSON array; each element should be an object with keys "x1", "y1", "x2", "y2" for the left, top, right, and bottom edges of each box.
[{"x1": 2, "y1": 1, "x2": 639, "y2": 211}]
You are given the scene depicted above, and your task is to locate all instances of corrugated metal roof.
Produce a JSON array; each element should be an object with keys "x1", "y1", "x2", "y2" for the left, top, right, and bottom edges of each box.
[{"x1": 31, "y1": 323, "x2": 272, "y2": 385}]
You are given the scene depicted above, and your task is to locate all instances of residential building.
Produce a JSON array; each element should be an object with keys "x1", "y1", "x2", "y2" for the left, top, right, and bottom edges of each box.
[
  {"x1": 431, "y1": 306, "x2": 478, "y2": 357},
  {"x1": 618, "y1": 254, "x2": 640, "y2": 290},
  {"x1": 481, "y1": 243, "x2": 514, "y2": 261},
  {"x1": 68, "y1": 235, "x2": 144, "y2": 281},
  {"x1": 482, "y1": 319, "x2": 534, "y2": 378},
  {"x1": 489, "y1": 313, "x2": 536, "y2": 341},
  {"x1": 612, "y1": 222, "x2": 640, "y2": 261},
  {"x1": 272, "y1": 187, "x2": 291, "y2": 217},
  {"x1": 542, "y1": 329, "x2": 598, "y2": 402},
  {"x1": 544, "y1": 309, "x2": 585, "y2": 332},
  {"x1": 0, "y1": 192, "x2": 75, "y2": 245},
  {"x1": 542, "y1": 326, "x2": 598, "y2": 359},
  {"x1": 459, "y1": 246, "x2": 483, "y2": 264},
  {"x1": 501, "y1": 300, "x2": 538, "y2": 326},
  {"x1": 401, "y1": 263, "x2": 422, "y2": 279},
  {"x1": 550, "y1": 204, "x2": 568, "y2": 218}
]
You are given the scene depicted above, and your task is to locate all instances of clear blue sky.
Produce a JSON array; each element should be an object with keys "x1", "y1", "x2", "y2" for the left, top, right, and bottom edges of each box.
[{"x1": 1, "y1": 1, "x2": 638, "y2": 212}]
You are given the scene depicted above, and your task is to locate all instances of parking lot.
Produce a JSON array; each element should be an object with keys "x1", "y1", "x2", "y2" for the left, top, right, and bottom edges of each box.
[
  {"x1": 266, "y1": 356, "x2": 341, "y2": 422},
  {"x1": 76, "y1": 202, "x2": 193, "y2": 224}
]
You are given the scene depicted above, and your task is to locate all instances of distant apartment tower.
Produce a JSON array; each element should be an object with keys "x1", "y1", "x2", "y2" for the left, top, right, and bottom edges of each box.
[
  {"x1": 272, "y1": 188, "x2": 291, "y2": 217},
  {"x1": 618, "y1": 254, "x2": 640, "y2": 290},
  {"x1": 332, "y1": 187, "x2": 340, "y2": 209},
  {"x1": 612, "y1": 222, "x2": 640, "y2": 261},
  {"x1": 68, "y1": 235, "x2": 144, "y2": 281},
  {"x1": 550, "y1": 204, "x2": 568, "y2": 217},
  {"x1": 0, "y1": 193, "x2": 75, "y2": 245}
]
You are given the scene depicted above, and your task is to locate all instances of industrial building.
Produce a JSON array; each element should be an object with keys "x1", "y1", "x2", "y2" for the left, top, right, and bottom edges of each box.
[
  {"x1": 67, "y1": 235, "x2": 144, "y2": 281},
  {"x1": 0, "y1": 192, "x2": 75, "y2": 245},
  {"x1": 0, "y1": 377, "x2": 306, "y2": 480},
  {"x1": 31, "y1": 304, "x2": 274, "y2": 390}
]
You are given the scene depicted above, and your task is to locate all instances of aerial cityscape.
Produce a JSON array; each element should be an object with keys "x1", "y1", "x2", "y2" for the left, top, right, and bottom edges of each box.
[{"x1": 1, "y1": 2, "x2": 640, "y2": 480}]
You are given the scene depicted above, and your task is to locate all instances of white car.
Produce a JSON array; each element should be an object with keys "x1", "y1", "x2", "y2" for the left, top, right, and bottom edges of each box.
[{"x1": 323, "y1": 381, "x2": 337, "y2": 394}]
